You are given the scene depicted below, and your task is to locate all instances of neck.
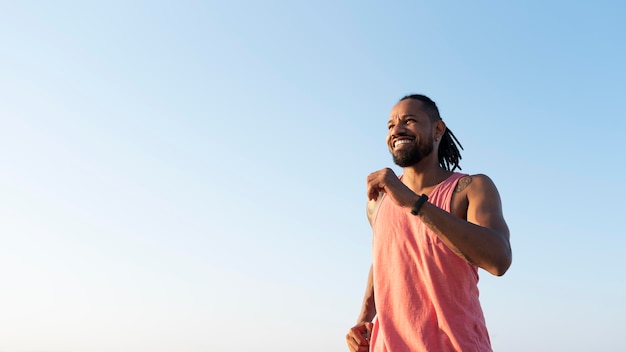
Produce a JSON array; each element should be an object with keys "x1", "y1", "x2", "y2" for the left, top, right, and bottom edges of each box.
[{"x1": 401, "y1": 160, "x2": 452, "y2": 194}]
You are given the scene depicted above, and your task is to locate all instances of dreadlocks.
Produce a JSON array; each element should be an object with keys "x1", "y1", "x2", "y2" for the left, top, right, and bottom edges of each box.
[{"x1": 399, "y1": 94, "x2": 464, "y2": 171}]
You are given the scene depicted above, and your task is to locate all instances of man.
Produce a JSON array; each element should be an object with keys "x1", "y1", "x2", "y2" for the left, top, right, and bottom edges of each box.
[{"x1": 346, "y1": 94, "x2": 512, "y2": 352}]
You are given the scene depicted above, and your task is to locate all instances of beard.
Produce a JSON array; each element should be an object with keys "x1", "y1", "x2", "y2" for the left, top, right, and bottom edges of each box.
[{"x1": 392, "y1": 135, "x2": 434, "y2": 167}]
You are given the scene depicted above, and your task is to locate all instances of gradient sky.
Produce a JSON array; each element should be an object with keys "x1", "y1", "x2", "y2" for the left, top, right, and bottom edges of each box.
[{"x1": 1, "y1": 1, "x2": 625, "y2": 351}]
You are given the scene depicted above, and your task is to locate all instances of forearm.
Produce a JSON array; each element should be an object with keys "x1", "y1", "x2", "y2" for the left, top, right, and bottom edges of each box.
[
  {"x1": 418, "y1": 202, "x2": 511, "y2": 276},
  {"x1": 356, "y1": 264, "x2": 376, "y2": 323}
]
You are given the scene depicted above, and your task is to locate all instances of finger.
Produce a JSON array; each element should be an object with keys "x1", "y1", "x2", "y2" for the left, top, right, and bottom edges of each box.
[
  {"x1": 346, "y1": 338, "x2": 369, "y2": 352},
  {"x1": 348, "y1": 327, "x2": 370, "y2": 345},
  {"x1": 367, "y1": 183, "x2": 382, "y2": 201},
  {"x1": 346, "y1": 334, "x2": 367, "y2": 352},
  {"x1": 366, "y1": 177, "x2": 376, "y2": 201}
]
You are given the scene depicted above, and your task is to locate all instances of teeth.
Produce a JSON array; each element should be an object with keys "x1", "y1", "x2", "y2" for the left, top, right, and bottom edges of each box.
[{"x1": 394, "y1": 139, "x2": 412, "y2": 148}]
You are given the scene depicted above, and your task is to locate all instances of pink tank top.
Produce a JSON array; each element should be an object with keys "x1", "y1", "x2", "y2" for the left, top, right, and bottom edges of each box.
[{"x1": 370, "y1": 172, "x2": 492, "y2": 352}]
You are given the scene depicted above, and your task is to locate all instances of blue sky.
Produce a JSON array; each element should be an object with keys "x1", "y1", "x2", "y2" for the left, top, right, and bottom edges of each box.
[{"x1": 1, "y1": 1, "x2": 625, "y2": 351}]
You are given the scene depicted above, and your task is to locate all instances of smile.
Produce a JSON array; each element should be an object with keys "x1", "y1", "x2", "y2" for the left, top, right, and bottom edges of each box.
[{"x1": 393, "y1": 139, "x2": 414, "y2": 149}]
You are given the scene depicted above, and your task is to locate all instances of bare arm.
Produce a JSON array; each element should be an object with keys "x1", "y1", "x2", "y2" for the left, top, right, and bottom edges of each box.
[
  {"x1": 355, "y1": 264, "x2": 376, "y2": 323},
  {"x1": 345, "y1": 200, "x2": 382, "y2": 351},
  {"x1": 346, "y1": 265, "x2": 375, "y2": 352},
  {"x1": 366, "y1": 169, "x2": 511, "y2": 276},
  {"x1": 418, "y1": 175, "x2": 511, "y2": 276},
  {"x1": 356, "y1": 197, "x2": 383, "y2": 321}
]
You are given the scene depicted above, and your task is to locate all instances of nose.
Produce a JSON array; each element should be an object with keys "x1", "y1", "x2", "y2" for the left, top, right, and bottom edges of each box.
[{"x1": 389, "y1": 121, "x2": 407, "y2": 136}]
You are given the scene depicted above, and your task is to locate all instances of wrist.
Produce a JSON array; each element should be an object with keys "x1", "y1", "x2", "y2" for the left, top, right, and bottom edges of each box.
[{"x1": 410, "y1": 194, "x2": 429, "y2": 216}]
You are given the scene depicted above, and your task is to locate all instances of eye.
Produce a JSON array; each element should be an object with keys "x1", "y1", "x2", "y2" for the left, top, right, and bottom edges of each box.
[
  {"x1": 387, "y1": 123, "x2": 395, "y2": 130},
  {"x1": 405, "y1": 118, "x2": 416, "y2": 124}
]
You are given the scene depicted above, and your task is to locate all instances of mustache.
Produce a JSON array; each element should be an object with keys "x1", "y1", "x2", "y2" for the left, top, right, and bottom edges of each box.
[{"x1": 391, "y1": 133, "x2": 415, "y2": 139}]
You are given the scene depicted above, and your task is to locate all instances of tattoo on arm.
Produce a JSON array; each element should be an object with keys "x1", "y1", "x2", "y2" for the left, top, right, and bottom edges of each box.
[{"x1": 454, "y1": 176, "x2": 473, "y2": 193}]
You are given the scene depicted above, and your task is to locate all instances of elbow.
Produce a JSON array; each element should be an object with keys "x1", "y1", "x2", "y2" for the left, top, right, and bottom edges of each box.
[
  {"x1": 489, "y1": 237, "x2": 512, "y2": 276},
  {"x1": 489, "y1": 252, "x2": 512, "y2": 277},
  {"x1": 480, "y1": 244, "x2": 512, "y2": 276},
  {"x1": 492, "y1": 262, "x2": 510, "y2": 277}
]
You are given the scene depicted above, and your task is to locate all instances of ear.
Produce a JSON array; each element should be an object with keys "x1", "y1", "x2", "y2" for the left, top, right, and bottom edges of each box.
[{"x1": 433, "y1": 120, "x2": 447, "y2": 141}]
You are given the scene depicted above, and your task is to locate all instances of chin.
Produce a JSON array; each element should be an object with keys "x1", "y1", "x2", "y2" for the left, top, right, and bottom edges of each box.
[{"x1": 393, "y1": 156, "x2": 420, "y2": 168}]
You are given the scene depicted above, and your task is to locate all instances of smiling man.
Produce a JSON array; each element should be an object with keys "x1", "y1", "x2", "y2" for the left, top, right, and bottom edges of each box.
[{"x1": 346, "y1": 94, "x2": 512, "y2": 352}]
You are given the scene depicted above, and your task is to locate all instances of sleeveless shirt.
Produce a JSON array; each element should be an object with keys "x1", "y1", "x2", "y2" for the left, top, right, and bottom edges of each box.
[{"x1": 370, "y1": 172, "x2": 492, "y2": 352}]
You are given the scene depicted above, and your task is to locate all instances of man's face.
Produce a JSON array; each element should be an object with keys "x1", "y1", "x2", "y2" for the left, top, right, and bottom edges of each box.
[{"x1": 386, "y1": 99, "x2": 435, "y2": 167}]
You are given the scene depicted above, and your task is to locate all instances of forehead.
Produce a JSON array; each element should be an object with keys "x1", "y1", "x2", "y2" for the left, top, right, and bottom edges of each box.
[{"x1": 389, "y1": 99, "x2": 428, "y2": 120}]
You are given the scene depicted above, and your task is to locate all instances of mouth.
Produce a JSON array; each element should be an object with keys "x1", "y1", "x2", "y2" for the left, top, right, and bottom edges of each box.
[{"x1": 392, "y1": 138, "x2": 414, "y2": 149}]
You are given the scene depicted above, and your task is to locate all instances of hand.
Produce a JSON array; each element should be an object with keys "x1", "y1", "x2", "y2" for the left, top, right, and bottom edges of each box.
[
  {"x1": 366, "y1": 168, "x2": 418, "y2": 208},
  {"x1": 346, "y1": 322, "x2": 373, "y2": 352}
]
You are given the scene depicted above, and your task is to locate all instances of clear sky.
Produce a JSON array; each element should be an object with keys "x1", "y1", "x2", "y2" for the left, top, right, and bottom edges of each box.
[{"x1": 1, "y1": 1, "x2": 625, "y2": 351}]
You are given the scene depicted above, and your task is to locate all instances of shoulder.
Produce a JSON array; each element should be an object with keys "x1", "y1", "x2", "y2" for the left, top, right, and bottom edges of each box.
[
  {"x1": 453, "y1": 174, "x2": 500, "y2": 207},
  {"x1": 455, "y1": 174, "x2": 497, "y2": 194},
  {"x1": 457, "y1": 174, "x2": 504, "y2": 211}
]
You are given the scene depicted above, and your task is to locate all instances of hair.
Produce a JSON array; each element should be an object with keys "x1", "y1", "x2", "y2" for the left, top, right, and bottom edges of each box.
[{"x1": 399, "y1": 94, "x2": 464, "y2": 171}]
